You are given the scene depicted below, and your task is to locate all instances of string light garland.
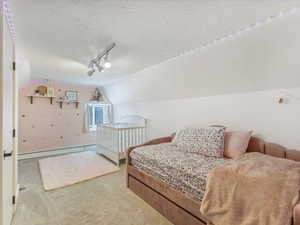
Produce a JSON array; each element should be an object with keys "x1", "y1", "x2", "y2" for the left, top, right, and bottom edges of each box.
[
  {"x1": 179, "y1": 7, "x2": 300, "y2": 58},
  {"x1": 161, "y1": 7, "x2": 300, "y2": 68},
  {"x1": 2, "y1": 0, "x2": 16, "y2": 41}
]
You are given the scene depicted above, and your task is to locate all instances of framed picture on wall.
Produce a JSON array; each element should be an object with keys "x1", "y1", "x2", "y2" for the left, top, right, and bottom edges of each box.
[
  {"x1": 47, "y1": 87, "x2": 55, "y2": 97},
  {"x1": 65, "y1": 90, "x2": 78, "y2": 101}
]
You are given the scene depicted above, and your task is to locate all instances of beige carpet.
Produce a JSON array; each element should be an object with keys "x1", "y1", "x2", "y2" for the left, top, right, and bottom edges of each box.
[
  {"x1": 39, "y1": 151, "x2": 119, "y2": 191},
  {"x1": 13, "y1": 158, "x2": 172, "y2": 225}
]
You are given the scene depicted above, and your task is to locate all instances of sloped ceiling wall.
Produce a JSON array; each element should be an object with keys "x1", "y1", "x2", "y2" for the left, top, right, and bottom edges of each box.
[
  {"x1": 104, "y1": 12, "x2": 300, "y2": 104},
  {"x1": 17, "y1": 58, "x2": 31, "y2": 86},
  {"x1": 102, "y1": 12, "x2": 300, "y2": 148}
]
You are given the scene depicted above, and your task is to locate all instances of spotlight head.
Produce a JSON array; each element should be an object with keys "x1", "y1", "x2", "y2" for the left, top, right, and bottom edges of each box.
[
  {"x1": 87, "y1": 68, "x2": 95, "y2": 76},
  {"x1": 88, "y1": 43, "x2": 116, "y2": 76},
  {"x1": 95, "y1": 63, "x2": 104, "y2": 72},
  {"x1": 104, "y1": 62, "x2": 111, "y2": 68}
]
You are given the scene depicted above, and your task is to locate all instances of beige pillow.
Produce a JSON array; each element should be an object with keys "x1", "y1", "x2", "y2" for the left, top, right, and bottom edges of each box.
[{"x1": 224, "y1": 130, "x2": 253, "y2": 159}]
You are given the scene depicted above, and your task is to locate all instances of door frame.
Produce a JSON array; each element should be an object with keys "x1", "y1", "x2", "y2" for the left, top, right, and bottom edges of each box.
[
  {"x1": 0, "y1": 6, "x2": 4, "y2": 225},
  {"x1": 12, "y1": 45, "x2": 18, "y2": 213},
  {"x1": 0, "y1": 6, "x2": 18, "y2": 225}
]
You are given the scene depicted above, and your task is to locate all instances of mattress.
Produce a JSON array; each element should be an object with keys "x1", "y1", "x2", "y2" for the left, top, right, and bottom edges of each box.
[{"x1": 130, "y1": 143, "x2": 232, "y2": 201}]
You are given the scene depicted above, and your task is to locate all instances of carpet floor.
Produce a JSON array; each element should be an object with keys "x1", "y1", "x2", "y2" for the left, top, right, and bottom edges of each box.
[
  {"x1": 12, "y1": 156, "x2": 173, "y2": 225},
  {"x1": 39, "y1": 152, "x2": 119, "y2": 191}
]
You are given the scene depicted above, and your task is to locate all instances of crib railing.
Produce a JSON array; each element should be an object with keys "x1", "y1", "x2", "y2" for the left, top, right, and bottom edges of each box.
[{"x1": 96, "y1": 123, "x2": 147, "y2": 166}]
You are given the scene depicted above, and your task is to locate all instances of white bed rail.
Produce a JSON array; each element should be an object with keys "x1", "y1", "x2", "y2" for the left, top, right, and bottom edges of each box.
[{"x1": 96, "y1": 116, "x2": 147, "y2": 166}]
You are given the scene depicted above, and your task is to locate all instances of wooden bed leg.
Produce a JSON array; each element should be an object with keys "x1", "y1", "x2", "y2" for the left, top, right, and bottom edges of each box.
[
  {"x1": 126, "y1": 166, "x2": 129, "y2": 188},
  {"x1": 293, "y1": 201, "x2": 300, "y2": 225},
  {"x1": 126, "y1": 149, "x2": 130, "y2": 188}
]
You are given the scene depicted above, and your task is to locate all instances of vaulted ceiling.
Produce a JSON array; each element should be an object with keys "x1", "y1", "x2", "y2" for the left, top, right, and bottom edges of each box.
[{"x1": 11, "y1": 0, "x2": 299, "y2": 85}]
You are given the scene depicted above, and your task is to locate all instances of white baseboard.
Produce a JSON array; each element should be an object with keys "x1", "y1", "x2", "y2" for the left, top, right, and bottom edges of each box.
[{"x1": 18, "y1": 145, "x2": 96, "y2": 160}]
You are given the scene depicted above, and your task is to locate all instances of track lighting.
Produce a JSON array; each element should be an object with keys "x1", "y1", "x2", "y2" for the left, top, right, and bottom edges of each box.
[{"x1": 87, "y1": 43, "x2": 116, "y2": 76}]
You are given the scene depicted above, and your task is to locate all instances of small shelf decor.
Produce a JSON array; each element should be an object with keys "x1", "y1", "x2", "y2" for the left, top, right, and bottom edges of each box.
[
  {"x1": 27, "y1": 95, "x2": 56, "y2": 104},
  {"x1": 28, "y1": 88, "x2": 81, "y2": 109},
  {"x1": 57, "y1": 100, "x2": 80, "y2": 109},
  {"x1": 55, "y1": 90, "x2": 80, "y2": 109},
  {"x1": 65, "y1": 90, "x2": 78, "y2": 101},
  {"x1": 47, "y1": 87, "x2": 55, "y2": 97},
  {"x1": 28, "y1": 85, "x2": 56, "y2": 105},
  {"x1": 90, "y1": 88, "x2": 103, "y2": 102}
]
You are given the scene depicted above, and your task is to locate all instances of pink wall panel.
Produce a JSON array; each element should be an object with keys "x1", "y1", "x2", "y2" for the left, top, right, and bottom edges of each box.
[{"x1": 19, "y1": 80, "x2": 97, "y2": 154}]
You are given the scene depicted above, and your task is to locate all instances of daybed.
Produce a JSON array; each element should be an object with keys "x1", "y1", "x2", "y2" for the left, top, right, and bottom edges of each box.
[{"x1": 126, "y1": 135, "x2": 300, "y2": 225}]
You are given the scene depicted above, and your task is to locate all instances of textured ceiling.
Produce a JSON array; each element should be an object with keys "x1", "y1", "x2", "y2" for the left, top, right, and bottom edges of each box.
[{"x1": 11, "y1": 0, "x2": 299, "y2": 85}]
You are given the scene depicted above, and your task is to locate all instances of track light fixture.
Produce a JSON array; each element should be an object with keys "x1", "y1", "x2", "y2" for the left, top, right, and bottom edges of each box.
[
  {"x1": 87, "y1": 43, "x2": 116, "y2": 76},
  {"x1": 103, "y1": 54, "x2": 111, "y2": 68}
]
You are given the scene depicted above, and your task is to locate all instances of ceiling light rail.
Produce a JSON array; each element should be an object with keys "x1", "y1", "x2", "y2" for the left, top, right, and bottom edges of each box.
[{"x1": 87, "y1": 42, "x2": 116, "y2": 76}]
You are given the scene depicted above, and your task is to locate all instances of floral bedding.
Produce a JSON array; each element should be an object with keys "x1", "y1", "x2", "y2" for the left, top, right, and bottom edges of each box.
[{"x1": 130, "y1": 143, "x2": 232, "y2": 201}]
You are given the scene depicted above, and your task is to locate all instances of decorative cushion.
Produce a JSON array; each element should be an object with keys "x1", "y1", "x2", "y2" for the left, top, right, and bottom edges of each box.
[
  {"x1": 224, "y1": 130, "x2": 253, "y2": 159},
  {"x1": 173, "y1": 127, "x2": 226, "y2": 157}
]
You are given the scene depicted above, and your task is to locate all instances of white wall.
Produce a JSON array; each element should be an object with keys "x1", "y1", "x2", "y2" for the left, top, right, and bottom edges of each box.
[
  {"x1": 16, "y1": 58, "x2": 31, "y2": 87},
  {"x1": 110, "y1": 88, "x2": 300, "y2": 149},
  {"x1": 103, "y1": 12, "x2": 300, "y2": 149}
]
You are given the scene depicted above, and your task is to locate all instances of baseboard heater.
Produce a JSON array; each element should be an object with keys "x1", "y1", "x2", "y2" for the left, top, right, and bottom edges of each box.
[{"x1": 18, "y1": 144, "x2": 96, "y2": 160}]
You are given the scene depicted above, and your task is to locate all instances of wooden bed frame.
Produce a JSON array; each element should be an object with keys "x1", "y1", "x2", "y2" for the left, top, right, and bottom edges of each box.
[{"x1": 126, "y1": 135, "x2": 300, "y2": 225}]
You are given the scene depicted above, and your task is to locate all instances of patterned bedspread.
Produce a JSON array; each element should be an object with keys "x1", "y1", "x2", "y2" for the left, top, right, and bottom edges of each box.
[{"x1": 130, "y1": 143, "x2": 232, "y2": 201}]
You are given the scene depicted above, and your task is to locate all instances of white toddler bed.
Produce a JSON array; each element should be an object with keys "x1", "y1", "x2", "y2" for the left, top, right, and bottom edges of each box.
[{"x1": 96, "y1": 115, "x2": 147, "y2": 166}]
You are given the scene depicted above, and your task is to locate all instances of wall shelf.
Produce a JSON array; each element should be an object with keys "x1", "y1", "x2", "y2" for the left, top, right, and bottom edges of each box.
[
  {"x1": 27, "y1": 95, "x2": 55, "y2": 104},
  {"x1": 57, "y1": 100, "x2": 80, "y2": 109},
  {"x1": 27, "y1": 96, "x2": 81, "y2": 109}
]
